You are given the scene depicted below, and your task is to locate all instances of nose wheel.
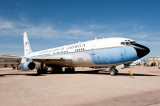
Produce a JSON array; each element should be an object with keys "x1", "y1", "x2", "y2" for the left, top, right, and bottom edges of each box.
[{"x1": 109, "y1": 68, "x2": 118, "y2": 76}]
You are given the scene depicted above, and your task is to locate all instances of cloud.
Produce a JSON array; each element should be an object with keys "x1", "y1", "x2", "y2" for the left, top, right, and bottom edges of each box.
[
  {"x1": 89, "y1": 24, "x2": 95, "y2": 28},
  {"x1": 87, "y1": 24, "x2": 108, "y2": 30},
  {"x1": 0, "y1": 18, "x2": 122, "y2": 39},
  {"x1": 66, "y1": 29, "x2": 93, "y2": 36},
  {"x1": 0, "y1": 18, "x2": 14, "y2": 29},
  {"x1": 0, "y1": 17, "x2": 159, "y2": 42},
  {"x1": 0, "y1": 44, "x2": 23, "y2": 56},
  {"x1": 0, "y1": 18, "x2": 160, "y2": 56},
  {"x1": 130, "y1": 33, "x2": 149, "y2": 39},
  {"x1": 138, "y1": 41, "x2": 160, "y2": 46},
  {"x1": 0, "y1": 18, "x2": 95, "y2": 39},
  {"x1": 138, "y1": 25, "x2": 145, "y2": 29},
  {"x1": 0, "y1": 44, "x2": 22, "y2": 50}
]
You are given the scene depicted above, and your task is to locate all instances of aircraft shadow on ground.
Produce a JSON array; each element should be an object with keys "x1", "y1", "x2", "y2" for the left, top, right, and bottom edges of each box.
[
  {"x1": 47, "y1": 70, "x2": 159, "y2": 77},
  {"x1": 0, "y1": 73, "x2": 46, "y2": 77},
  {"x1": 0, "y1": 70, "x2": 158, "y2": 77}
]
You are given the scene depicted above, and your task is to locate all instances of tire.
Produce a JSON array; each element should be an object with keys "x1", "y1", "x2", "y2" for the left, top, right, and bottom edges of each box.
[
  {"x1": 65, "y1": 68, "x2": 69, "y2": 73},
  {"x1": 72, "y1": 68, "x2": 75, "y2": 73},
  {"x1": 115, "y1": 69, "x2": 119, "y2": 75},
  {"x1": 110, "y1": 70, "x2": 116, "y2": 76},
  {"x1": 65, "y1": 68, "x2": 75, "y2": 73},
  {"x1": 37, "y1": 69, "x2": 42, "y2": 75},
  {"x1": 51, "y1": 67, "x2": 63, "y2": 73},
  {"x1": 110, "y1": 68, "x2": 116, "y2": 76},
  {"x1": 43, "y1": 69, "x2": 48, "y2": 74}
]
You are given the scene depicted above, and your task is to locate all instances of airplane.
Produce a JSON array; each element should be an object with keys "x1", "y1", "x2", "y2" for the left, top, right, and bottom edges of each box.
[{"x1": 0, "y1": 32, "x2": 150, "y2": 76}]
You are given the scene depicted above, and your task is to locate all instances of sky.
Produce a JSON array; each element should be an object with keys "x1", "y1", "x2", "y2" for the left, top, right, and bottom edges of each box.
[{"x1": 0, "y1": 0, "x2": 160, "y2": 57}]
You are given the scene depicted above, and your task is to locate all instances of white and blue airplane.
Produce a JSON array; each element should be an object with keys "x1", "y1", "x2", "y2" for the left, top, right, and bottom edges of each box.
[{"x1": 0, "y1": 32, "x2": 150, "y2": 76}]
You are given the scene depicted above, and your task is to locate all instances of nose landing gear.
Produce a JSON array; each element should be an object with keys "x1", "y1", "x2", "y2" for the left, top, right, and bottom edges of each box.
[{"x1": 109, "y1": 67, "x2": 118, "y2": 76}]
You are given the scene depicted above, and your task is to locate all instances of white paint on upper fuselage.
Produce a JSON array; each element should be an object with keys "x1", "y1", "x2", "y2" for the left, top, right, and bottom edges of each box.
[{"x1": 26, "y1": 37, "x2": 135, "y2": 58}]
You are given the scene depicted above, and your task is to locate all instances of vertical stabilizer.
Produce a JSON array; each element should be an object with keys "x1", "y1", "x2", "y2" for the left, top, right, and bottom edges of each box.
[{"x1": 23, "y1": 32, "x2": 32, "y2": 56}]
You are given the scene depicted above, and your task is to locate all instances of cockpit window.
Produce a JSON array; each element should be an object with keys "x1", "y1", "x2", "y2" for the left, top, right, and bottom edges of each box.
[
  {"x1": 121, "y1": 42, "x2": 130, "y2": 46},
  {"x1": 125, "y1": 42, "x2": 130, "y2": 45},
  {"x1": 129, "y1": 41, "x2": 137, "y2": 44},
  {"x1": 121, "y1": 41, "x2": 137, "y2": 46},
  {"x1": 121, "y1": 42, "x2": 125, "y2": 45}
]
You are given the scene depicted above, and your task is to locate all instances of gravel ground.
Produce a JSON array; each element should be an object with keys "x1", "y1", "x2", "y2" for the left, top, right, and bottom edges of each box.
[{"x1": 0, "y1": 66, "x2": 160, "y2": 106}]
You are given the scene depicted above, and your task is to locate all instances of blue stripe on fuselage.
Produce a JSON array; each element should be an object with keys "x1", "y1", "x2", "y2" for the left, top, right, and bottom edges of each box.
[{"x1": 87, "y1": 46, "x2": 138, "y2": 65}]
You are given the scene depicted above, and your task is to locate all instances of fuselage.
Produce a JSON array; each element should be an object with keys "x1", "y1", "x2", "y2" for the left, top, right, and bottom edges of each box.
[{"x1": 26, "y1": 37, "x2": 150, "y2": 68}]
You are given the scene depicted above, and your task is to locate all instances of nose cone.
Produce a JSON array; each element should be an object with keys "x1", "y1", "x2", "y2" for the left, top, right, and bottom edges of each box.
[{"x1": 132, "y1": 44, "x2": 150, "y2": 58}]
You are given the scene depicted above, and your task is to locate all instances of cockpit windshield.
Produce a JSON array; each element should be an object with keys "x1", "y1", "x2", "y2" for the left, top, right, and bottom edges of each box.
[
  {"x1": 121, "y1": 42, "x2": 130, "y2": 45},
  {"x1": 121, "y1": 41, "x2": 137, "y2": 46},
  {"x1": 121, "y1": 42, "x2": 125, "y2": 45},
  {"x1": 125, "y1": 42, "x2": 130, "y2": 45},
  {"x1": 129, "y1": 41, "x2": 137, "y2": 45}
]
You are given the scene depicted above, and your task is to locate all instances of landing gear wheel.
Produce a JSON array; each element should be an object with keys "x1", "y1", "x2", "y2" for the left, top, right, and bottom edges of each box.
[
  {"x1": 71, "y1": 68, "x2": 75, "y2": 73},
  {"x1": 69, "y1": 68, "x2": 75, "y2": 73},
  {"x1": 109, "y1": 68, "x2": 118, "y2": 76},
  {"x1": 51, "y1": 67, "x2": 63, "y2": 73},
  {"x1": 37, "y1": 63, "x2": 48, "y2": 75},
  {"x1": 65, "y1": 68, "x2": 68, "y2": 73},
  {"x1": 110, "y1": 69, "x2": 116, "y2": 76},
  {"x1": 65, "y1": 68, "x2": 75, "y2": 73},
  {"x1": 115, "y1": 69, "x2": 118, "y2": 75},
  {"x1": 37, "y1": 69, "x2": 48, "y2": 75},
  {"x1": 37, "y1": 69, "x2": 42, "y2": 75},
  {"x1": 42, "y1": 66, "x2": 48, "y2": 74}
]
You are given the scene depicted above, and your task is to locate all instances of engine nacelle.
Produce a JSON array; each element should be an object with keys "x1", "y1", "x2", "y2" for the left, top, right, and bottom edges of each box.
[{"x1": 18, "y1": 61, "x2": 36, "y2": 70}]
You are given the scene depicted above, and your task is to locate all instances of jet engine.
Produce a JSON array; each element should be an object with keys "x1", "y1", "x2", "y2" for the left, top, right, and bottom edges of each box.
[{"x1": 18, "y1": 61, "x2": 36, "y2": 70}]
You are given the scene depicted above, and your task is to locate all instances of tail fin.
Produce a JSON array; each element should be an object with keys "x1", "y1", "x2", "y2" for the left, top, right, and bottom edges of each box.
[{"x1": 23, "y1": 32, "x2": 32, "y2": 56}]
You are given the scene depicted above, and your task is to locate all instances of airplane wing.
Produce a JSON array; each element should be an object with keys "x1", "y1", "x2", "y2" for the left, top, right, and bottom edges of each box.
[
  {"x1": 0, "y1": 55, "x2": 72, "y2": 66},
  {"x1": 31, "y1": 57, "x2": 72, "y2": 66}
]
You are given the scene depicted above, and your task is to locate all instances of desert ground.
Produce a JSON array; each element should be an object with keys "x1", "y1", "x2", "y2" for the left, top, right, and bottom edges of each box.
[{"x1": 1, "y1": 66, "x2": 160, "y2": 106}]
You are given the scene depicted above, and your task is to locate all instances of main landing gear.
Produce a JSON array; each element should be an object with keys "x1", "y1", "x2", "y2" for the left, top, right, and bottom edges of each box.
[
  {"x1": 51, "y1": 67, "x2": 75, "y2": 73},
  {"x1": 109, "y1": 67, "x2": 118, "y2": 76},
  {"x1": 37, "y1": 63, "x2": 48, "y2": 75},
  {"x1": 37, "y1": 63, "x2": 76, "y2": 74},
  {"x1": 65, "y1": 67, "x2": 75, "y2": 73},
  {"x1": 51, "y1": 66, "x2": 63, "y2": 73}
]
